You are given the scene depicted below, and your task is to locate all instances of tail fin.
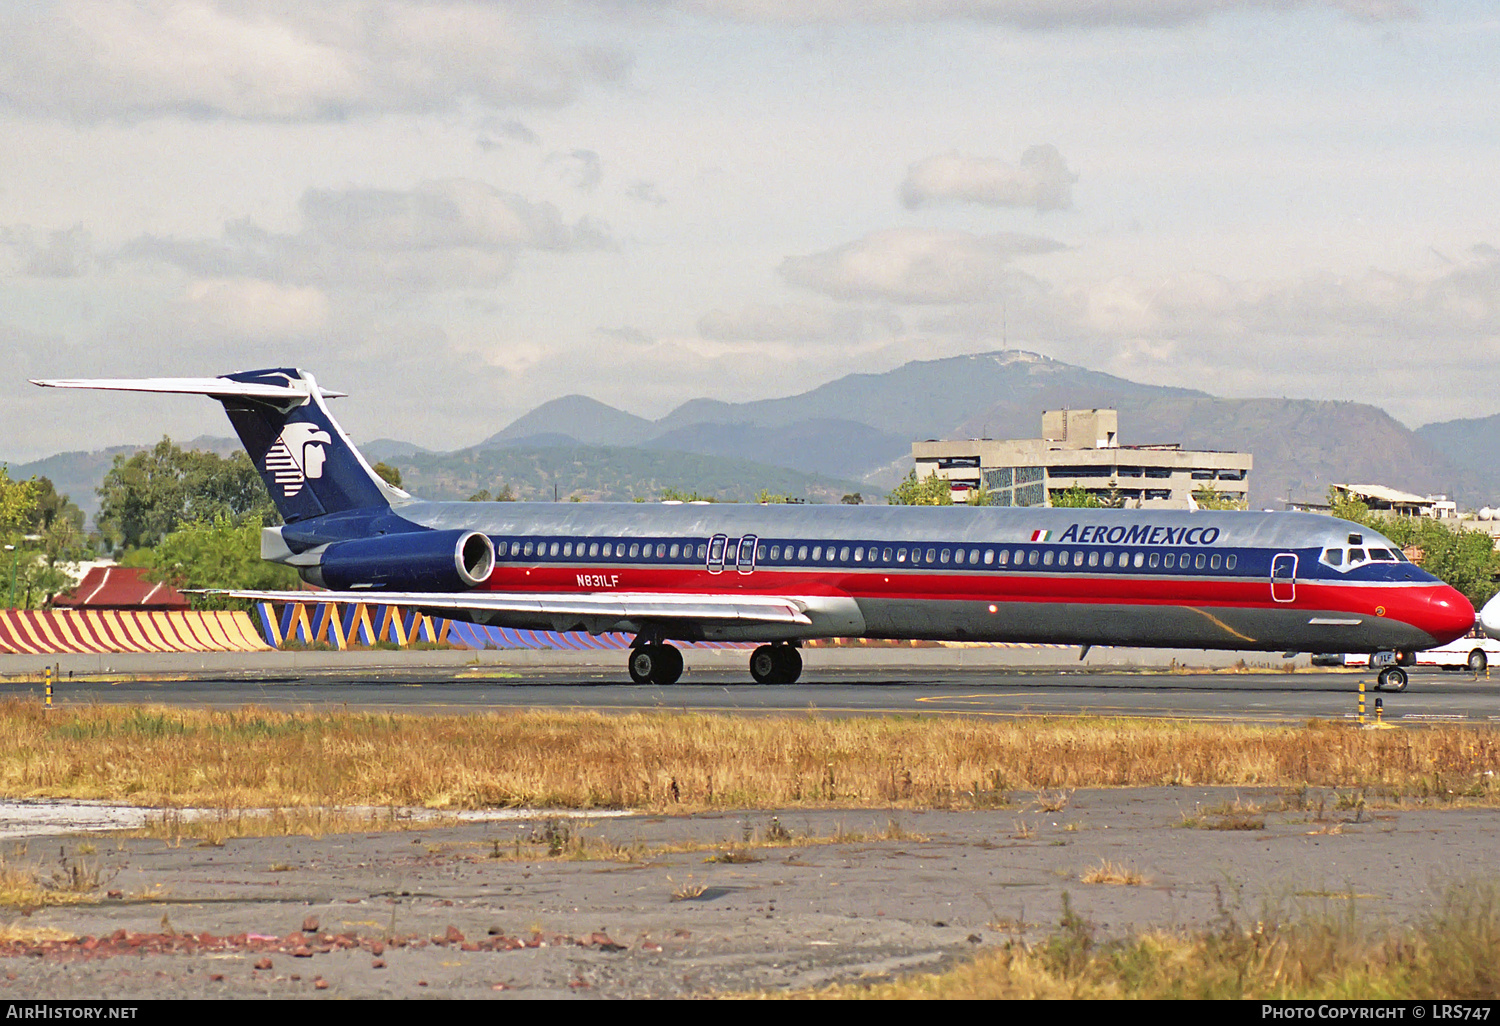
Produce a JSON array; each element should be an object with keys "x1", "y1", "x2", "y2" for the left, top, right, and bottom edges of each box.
[{"x1": 31, "y1": 368, "x2": 407, "y2": 522}]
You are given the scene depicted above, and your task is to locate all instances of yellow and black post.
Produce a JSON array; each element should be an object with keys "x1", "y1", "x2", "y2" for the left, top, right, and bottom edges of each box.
[
  {"x1": 1358, "y1": 679, "x2": 1365, "y2": 725},
  {"x1": 44, "y1": 664, "x2": 52, "y2": 709}
]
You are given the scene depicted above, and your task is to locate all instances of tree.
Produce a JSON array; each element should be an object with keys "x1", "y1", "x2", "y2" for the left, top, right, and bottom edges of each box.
[
  {"x1": 2, "y1": 470, "x2": 88, "y2": 609},
  {"x1": 886, "y1": 470, "x2": 953, "y2": 506},
  {"x1": 372, "y1": 462, "x2": 403, "y2": 488},
  {"x1": 126, "y1": 515, "x2": 300, "y2": 610},
  {"x1": 96, "y1": 438, "x2": 279, "y2": 553},
  {"x1": 840, "y1": 493, "x2": 864, "y2": 505},
  {"x1": 0, "y1": 467, "x2": 38, "y2": 535},
  {"x1": 1192, "y1": 485, "x2": 1248, "y2": 511},
  {"x1": 1048, "y1": 485, "x2": 1102, "y2": 508}
]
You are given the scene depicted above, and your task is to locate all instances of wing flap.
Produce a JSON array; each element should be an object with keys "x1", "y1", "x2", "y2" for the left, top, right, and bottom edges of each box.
[{"x1": 226, "y1": 589, "x2": 812, "y2": 626}]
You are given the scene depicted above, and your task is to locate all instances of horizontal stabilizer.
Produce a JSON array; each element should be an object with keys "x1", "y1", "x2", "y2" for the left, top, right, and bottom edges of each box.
[
  {"x1": 227, "y1": 589, "x2": 813, "y2": 626},
  {"x1": 30, "y1": 376, "x2": 347, "y2": 400}
]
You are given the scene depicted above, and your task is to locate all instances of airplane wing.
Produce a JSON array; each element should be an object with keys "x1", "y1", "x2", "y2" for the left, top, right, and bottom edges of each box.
[
  {"x1": 227, "y1": 589, "x2": 813, "y2": 628},
  {"x1": 29, "y1": 376, "x2": 348, "y2": 400}
]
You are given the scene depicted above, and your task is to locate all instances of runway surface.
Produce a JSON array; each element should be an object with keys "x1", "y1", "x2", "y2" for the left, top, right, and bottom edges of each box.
[{"x1": 4, "y1": 666, "x2": 1498, "y2": 724}]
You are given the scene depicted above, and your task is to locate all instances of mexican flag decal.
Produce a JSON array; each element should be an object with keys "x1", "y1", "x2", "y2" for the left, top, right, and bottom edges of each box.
[{"x1": 1030, "y1": 529, "x2": 1050, "y2": 542}]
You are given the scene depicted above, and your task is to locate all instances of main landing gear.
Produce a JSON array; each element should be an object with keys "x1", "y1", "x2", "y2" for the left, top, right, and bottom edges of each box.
[
  {"x1": 625, "y1": 642, "x2": 803, "y2": 685},
  {"x1": 749, "y1": 644, "x2": 802, "y2": 685},
  {"x1": 628, "y1": 644, "x2": 684, "y2": 686}
]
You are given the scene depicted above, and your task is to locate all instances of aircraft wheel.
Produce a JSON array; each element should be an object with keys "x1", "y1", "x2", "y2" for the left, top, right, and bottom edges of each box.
[
  {"x1": 655, "y1": 644, "x2": 684, "y2": 686},
  {"x1": 749, "y1": 645, "x2": 779, "y2": 684},
  {"x1": 773, "y1": 645, "x2": 802, "y2": 685},
  {"x1": 628, "y1": 646, "x2": 657, "y2": 685},
  {"x1": 1468, "y1": 650, "x2": 1487, "y2": 675},
  {"x1": 1378, "y1": 667, "x2": 1408, "y2": 692}
]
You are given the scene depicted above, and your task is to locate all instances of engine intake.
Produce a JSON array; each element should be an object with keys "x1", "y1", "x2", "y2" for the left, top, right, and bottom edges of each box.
[{"x1": 310, "y1": 530, "x2": 495, "y2": 592}]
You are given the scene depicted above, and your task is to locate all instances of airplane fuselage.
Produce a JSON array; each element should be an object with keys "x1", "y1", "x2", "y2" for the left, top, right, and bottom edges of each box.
[{"x1": 270, "y1": 500, "x2": 1473, "y2": 655}]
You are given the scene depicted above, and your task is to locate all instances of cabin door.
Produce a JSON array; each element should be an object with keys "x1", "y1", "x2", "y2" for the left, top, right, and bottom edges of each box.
[
  {"x1": 737, "y1": 535, "x2": 759, "y2": 575},
  {"x1": 1270, "y1": 553, "x2": 1297, "y2": 603},
  {"x1": 707, "y1": 533, "x2": 728, "y2": 575}
]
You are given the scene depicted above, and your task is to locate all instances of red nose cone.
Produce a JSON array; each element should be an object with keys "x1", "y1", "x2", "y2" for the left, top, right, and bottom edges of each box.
[{"x1": 1409, "y1": 585, "x2": 1476, "y2": 646}]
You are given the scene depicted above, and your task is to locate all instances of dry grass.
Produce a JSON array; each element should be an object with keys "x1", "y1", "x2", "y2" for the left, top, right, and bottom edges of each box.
[
  {"x1": 803, "y1": 883, "x2": 1500, "y2": 999},
  {"x1": 123, "y1": 806, "x2": 459, "y2": 844},
  {"x1": 1, "y1": 700, "x2": 1499, "y2": 812},
  {"x1": 0, "y1": 845, "x2": 111, "y2": 908},
  {"x1": 1079, "y1": 860, "x2": 1146, "y2": 885}
]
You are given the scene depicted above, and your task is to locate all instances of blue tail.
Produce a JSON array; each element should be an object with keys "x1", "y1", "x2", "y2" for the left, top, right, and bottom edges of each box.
[
  {"x1": 32, "y1": 367, "x2": 407, "y2": 523},
  {"x1": 216, "y1": 368, "x2": 404, "y2": 522}
]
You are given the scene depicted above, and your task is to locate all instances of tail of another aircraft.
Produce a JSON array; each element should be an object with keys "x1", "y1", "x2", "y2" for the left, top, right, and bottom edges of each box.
[{"x1": 31, "y1": 368, "x2": 406, "y2": 522}]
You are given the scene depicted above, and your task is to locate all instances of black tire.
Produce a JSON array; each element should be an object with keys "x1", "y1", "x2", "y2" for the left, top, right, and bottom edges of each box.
[
  {"x1": 773, "y1": 645, "x2": 803, "y2": 685},
  {"x1": 1468, "y1": 650, "x2": 1487, "y2": 675},
  {"x1": 655, "y1": 644, "x2": 684, "y2": 686},
  {"x1": 1379, "y1": 667, "x2": 1408, "y2": 692},
  {"x1": 749, "y1": 645, "x2": 778, "y2": 684}
]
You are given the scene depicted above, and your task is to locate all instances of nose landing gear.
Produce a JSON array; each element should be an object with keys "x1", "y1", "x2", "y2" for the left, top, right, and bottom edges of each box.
[{"x1": 1375, "y1": 666, "x2": 1408, "y2": 692}]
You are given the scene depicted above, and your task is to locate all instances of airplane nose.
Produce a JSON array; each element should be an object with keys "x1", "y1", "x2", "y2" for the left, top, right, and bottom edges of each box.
[
  {"x1": 1408, "y1": 585, "x2": 1475, "y2": 647},
  {"x1": 1480, "y1": 592, "x2": 1500, "y2": 640}
]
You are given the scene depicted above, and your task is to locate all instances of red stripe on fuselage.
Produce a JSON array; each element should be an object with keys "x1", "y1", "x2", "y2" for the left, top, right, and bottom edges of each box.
[{"x1": 482, "y1": 564, "x2": 1442, "y2": 624}]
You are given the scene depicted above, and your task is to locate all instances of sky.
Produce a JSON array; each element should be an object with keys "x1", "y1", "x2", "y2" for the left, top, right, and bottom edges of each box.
[{"x1": 2, "y1": 0, "x2": 1498, "y2": 462}]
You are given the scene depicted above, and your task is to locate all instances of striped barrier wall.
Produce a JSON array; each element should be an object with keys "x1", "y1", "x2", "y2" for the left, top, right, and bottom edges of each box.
[
  {"x1": 253, "y1": 601, "x2": 758, "y2": 652},
  {"x1": 0, "y1": 609, "x2": 271, "y2": 656}
]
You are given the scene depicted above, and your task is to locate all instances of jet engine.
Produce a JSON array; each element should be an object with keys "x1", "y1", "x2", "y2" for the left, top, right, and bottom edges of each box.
[{"x1": 307, "y1": 530, "x2": 495, "y2": 592}]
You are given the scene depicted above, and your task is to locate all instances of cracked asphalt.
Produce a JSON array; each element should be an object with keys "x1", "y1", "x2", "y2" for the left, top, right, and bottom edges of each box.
[{"x1": 1, "y1": 789, "x2": 1496, "y2": 999}]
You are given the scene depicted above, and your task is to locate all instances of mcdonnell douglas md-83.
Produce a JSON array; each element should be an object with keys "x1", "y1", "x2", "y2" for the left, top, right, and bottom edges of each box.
[{"x1": 33, "y1": 368, "x2": 1476, "y2": 691}]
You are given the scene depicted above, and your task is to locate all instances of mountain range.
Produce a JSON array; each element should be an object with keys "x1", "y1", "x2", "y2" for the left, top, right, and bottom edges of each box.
[{"x1": 9, "y1": 350, "x2": 1499, "y2": 519}]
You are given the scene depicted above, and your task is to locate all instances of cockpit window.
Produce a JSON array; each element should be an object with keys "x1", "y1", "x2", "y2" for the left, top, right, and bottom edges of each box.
[
  {"x1": 1323, "y1": 548, "x2": 1343, "y2": 567},
  {"x1": 1348, "y1": 548, "x2": 1366, "y2": 564},
  {"x1": 1368, "y1": 548, "x2": 1396, "y2": 561}
]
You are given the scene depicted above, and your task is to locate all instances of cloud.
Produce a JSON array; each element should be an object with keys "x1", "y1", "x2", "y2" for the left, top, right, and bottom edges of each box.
[
  {"x1": 554, "y1": 149, "x2": 603, "y2": 192},
  {"x1": 675, "y1": 1, "x2": 1416, "y2": 29},
  {"x1": 177, "y1": 277, "x2": 331, "y2": 339},
  {"x1": 626, "y1": 181, "x2": 668, "y2": 206},
  {"x1": 0, "y1": 1, "x2": 629, "y2": 122},
  {"x1": 117, "y1": 179, "x2": 613, "y2": 290},
  {"x1": 780, "y1": 228, "x2": 1065, "y2": 304},
  {"x1": 697, "y1": 302, "x2": 903, "y2": 343},
  {"x1": 0, "y1": 224, "x2": 95, "y2": 277},
  {"x1": 901, "y1": 146, "x2": 1077, "y2": 211}
]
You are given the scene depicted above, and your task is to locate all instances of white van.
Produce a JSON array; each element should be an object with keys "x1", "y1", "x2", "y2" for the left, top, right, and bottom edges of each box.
[{"x1": 1412, "y1": 624, "x2": 1500, "y2": 674}]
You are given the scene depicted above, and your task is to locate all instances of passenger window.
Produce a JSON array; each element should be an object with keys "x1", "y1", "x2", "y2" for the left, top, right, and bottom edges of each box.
[
  {"x1": 853, "y1": 547, "x2": 863, "y2": 562},
  {"x1": 896, "y1": 548, "x2": 907, "y2": 562},
  {"x1": 1133, "y1": 552, "x2": 1144, "y2": 568},
  {"x1": 696, "y1": 544, "x2": 707, "y2": 560},
  {"x1": 940, "y1": 549, "x2": 951, "y2": 564},
  {"x1": 496, "y1": 541, "x2": 508, "y2": 557},
  {"x1": 1028, "y1": 550, "x2": 1039, "y2": 566},
  {"x1": 881, "y1": 547, "x2": 892, "y2": 562},
  {"x1": 1195, "y1": 553, "x2": 1205, "y2": 570},
  {"x1": 629, "y1": 543, "x2": 640, "y2": 558},
  {"x1": 970, "y1": 549, "x2": 980, "y2": 563},
  {"x1": 926, "y1": 548, "x2": 937, "y2": 563},
  {"x1": 953, "y1": 549, "x2": 964, "y2": 564},
  {"x1": 770, "y1": 545, "x2": 780, "y2": 560},
  {"x1": 811, "y1": 546, "x2": 822, "y2": 560},
  {"x1": 656, "y1": 544, "x2": 665, "y2": 558},
  {"x1": 840, "y1": 546, "x2": 851, "y2": 561},
  {"x1": 997, "y1": 550, "x2": 1008, "y2": 565},
  {"x1": 1164, "y1": 553, "x2": 1175, "y2": 569},
  {"x1": 1210, "y1": 554, "x2": 1221, "y2": 570},
  {"x1": 1149, "y1": 553, "x2": 1160, "y2": 568},
  {"x1": 984, "y1": 549, "x2": 994, "y2": 565},
  {"x1": 1226, "y1": 555, "x2": 1237, "y2": 570},
  {"x1": 563, "y1": 543, "x2": 573, "y2": 557},
  {"x1": 1043, "y1": 551, "x2": 1054, "y2": 566},
  {"x1": 1103, "y1": 551, "x2": 1114, "y2": 567},
  {"x1": 522, "y1": 541, "x2": 533, "y2": 556},
  {"x1": 1073, "y1": 551, "x2": 1084, "y2": 567},
  {"x1": 549, "y1": 542, "x2": 560, "y2": 557},
  {"x1": 1088, "y1": 551, "x2": 1098, "y2": 567}
]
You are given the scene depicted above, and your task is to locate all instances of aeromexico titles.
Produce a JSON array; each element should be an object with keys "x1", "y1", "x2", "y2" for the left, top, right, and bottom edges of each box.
[{"x1": 33, "y1": 368, "x2": 1475, "y2": 690}]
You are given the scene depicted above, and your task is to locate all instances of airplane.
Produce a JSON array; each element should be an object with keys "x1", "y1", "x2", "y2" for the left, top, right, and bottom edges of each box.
[
  {"x1": 32, "y1": 368, "x2": 1476, "y2": 691},
  {"x1": 1479, "y1": 592, "x2": 1500, "y2": 642}
]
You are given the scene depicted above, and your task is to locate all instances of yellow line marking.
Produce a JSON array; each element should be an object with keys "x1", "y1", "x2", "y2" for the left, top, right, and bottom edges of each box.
[{"x1": 1186, "y1": 607, "x2": 1257, "y2": 643}]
